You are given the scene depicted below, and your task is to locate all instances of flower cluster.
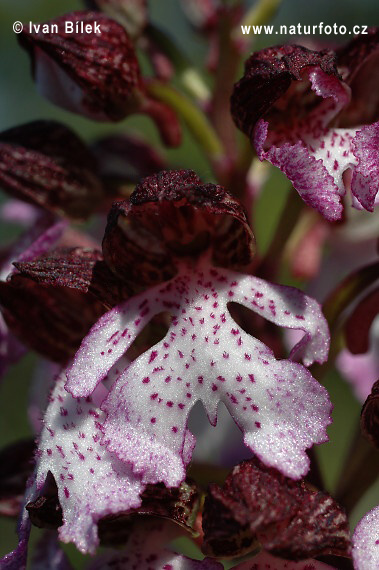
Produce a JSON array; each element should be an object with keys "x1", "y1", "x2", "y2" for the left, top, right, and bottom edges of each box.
[{"x1": 1, "y1": 2, "x2": 379, "y2": 570}]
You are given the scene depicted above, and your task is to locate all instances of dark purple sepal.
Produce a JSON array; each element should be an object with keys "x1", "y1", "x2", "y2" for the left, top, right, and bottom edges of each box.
[
  {"x1": 231, "y1": 45, "x2": 340, "y2": 139},
  {"x1": 202, "y1": 458, "x2": 351, "y2": 560},
  {"x1": 103, "y1": 169, "x2": 255, "y2": 286},
  {"x1": 361, "y1": 379, "x2": 379, "y2": 449},
  {"x1": 13, "y1": 247, "x2": 133, "y2": 309},
  {"x1": 0, "y1": 271, "x2": 106, "y2": 364},
  {"x1": 0, "y1": 121, "x2": 103, "y2": 219}
]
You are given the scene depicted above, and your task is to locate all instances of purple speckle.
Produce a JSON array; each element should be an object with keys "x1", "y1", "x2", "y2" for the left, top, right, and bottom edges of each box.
[{"x1": 149, "y1": 351, "x2": 158, "y2": 363}]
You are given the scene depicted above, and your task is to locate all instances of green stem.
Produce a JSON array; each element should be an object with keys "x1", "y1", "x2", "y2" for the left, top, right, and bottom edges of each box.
[
  {"x1": 145, "y1": 24, "x2": 210, "y2": 103},
  {"x1": 258, "y1": 187, "x2": 304, "y2": 279},
  {"x1": 210, "y1": 12, "x2": 241, "y2": 160},
  {"x1": 234, "y1": 0, "x2": 282, "y2": 38},
  {"x1": 146, "y1": 81, "x2": 224, "y2": 164},
  {"x1": 335, "y1": 428, "x2": 379, "y2": 514}
]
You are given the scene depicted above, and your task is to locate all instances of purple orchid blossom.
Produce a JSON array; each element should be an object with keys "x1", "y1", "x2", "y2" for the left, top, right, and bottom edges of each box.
[
  {"x1": 19, "y1": 12, "x2": 181, "y2": 147},
  {"x1": 231, "y1": 32, "x2": 379, "y2": 221},
  {"x1": 1, "y1": 170, "x2": 333, "y2": 567},
  {"x1": 3, "y1": 3, "x2": 379, "y2": 567},
  {"x1": 66, "y1": 261, "x2": 330, "y2": 483}
]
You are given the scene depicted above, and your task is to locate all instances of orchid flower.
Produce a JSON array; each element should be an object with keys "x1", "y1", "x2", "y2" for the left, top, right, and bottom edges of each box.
[
  {"x1": 18, "y1": 12, "x2": 181, "y2": 146},
  {"x1": 231, "y1": 31, "x2": 379, "y2": 221},
  {"x1": 1, "y1": 169, "x2": 333, "y2": 566},
  {"x1": 0, "y1": 121, "x2": 104, "y2": 219},
  {"x1": 4, "y1": 1, "x2": 378, "y2": 566}
]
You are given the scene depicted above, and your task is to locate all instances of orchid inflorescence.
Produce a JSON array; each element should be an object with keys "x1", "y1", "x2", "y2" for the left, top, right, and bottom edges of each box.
[{"x1": 1, "y1": 2, "x2": 379, "y2": 569}]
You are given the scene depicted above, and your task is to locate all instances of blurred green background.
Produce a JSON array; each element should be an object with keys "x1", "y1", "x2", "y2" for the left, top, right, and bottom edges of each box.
[{"x1": 1, "y1": 0, "x2": 379, "y2": 567}]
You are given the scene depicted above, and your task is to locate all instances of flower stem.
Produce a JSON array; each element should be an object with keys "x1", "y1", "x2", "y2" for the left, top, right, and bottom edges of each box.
[
  {"x1": 233, "y1": 0, "x2": 282, "y2": 40},
  {"x1": 209, "y1": 11, "x2": 241, "y2": 161},
  {"x1": 145, "y1": 24, "x2": 210, "y2": 103},
  {"x1": 146, "y1": 81, "x2": 224, "y2": 166},
  {"x1": 257, "y1": 187, "x2": 304, "y2": 279},
  {"x1": 335, "y1": 428, "x2": 379, "y2": 514}
]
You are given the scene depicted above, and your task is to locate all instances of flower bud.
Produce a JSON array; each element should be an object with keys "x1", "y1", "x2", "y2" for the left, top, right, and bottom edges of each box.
[
  {"x1": 0, "y1": 121, "x2": 103, "y2": 219},
  {"x1": 19, "y1": 12, "x2": 142, "y2": 121}
]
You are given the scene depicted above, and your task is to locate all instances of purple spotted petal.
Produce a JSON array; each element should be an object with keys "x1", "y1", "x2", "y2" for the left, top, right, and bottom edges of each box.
[
  {"x1": 233, "y1": 42, "x2": 379, "y2": 221},
  {"x1": 352, "y1": 506, "x2": 379, "y2": 569},
  {"x1": 67, "y1": 265, "x2": 331, "y2": 482},
  {"x1": 32, "y1": 367, "x2": 144, "y2": 554},
  {"x1": 351, "y1": 122, "x2": 379, "y2": 210},
  {"x1": 233, "y1": 551, "x2": 334, "y2": 569},
  {"x1": 254, "y1": 68, "x2": 355, "y2": 221}
]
